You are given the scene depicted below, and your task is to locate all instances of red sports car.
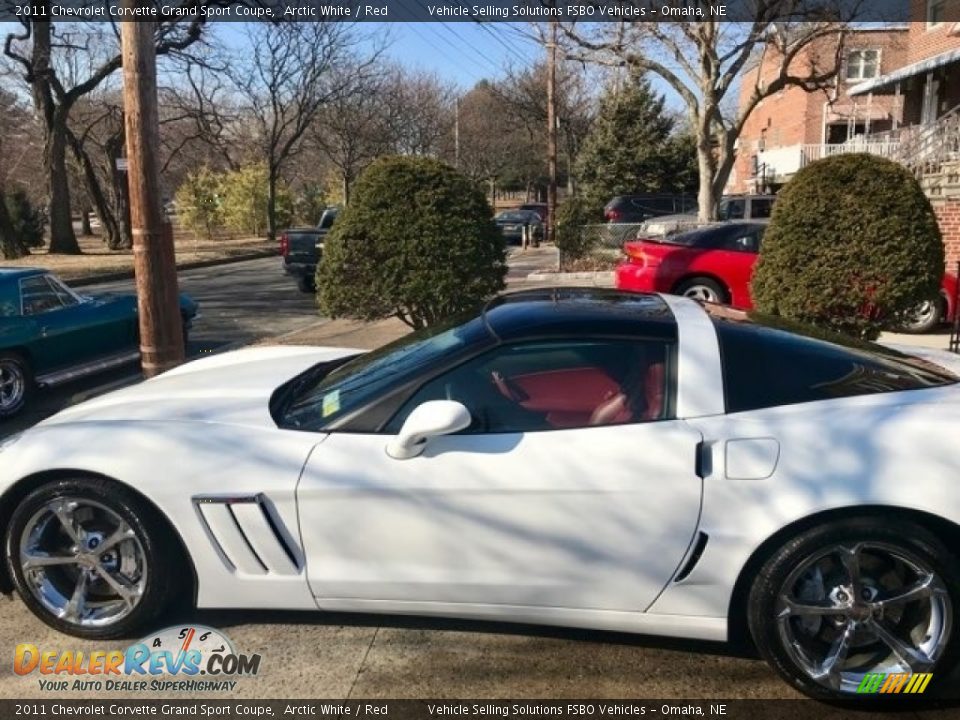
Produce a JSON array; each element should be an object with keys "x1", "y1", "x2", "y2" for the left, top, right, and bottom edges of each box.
[{"x1": 614, "y1": 221, "x2": 957, "y2": 333}]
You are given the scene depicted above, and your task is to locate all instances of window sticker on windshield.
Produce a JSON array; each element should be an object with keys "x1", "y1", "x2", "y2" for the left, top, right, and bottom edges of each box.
[{"x1": 322, "y1": 390, "x2": 341, "y2": 418}]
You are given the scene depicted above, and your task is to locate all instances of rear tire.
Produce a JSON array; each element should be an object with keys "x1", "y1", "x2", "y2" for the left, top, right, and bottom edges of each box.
[
  {"x1": 899, "y1": 298, "x2": 944, "y2": 334},
  {"x1": 674, "y1": 277, "x2": 728, "y2": 305},
  {"x1": 0, "y1": 351, "x2": 33, "y2": 419},
  {"x1": 748, "y1": 517, "x2": 960, "y2": 699}
]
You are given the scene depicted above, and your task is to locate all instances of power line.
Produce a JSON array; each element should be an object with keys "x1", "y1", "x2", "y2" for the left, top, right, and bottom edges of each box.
[
  {"x1": 414, "y1": 20, "x2": 503, "y2": 78},
  {"x1": 402, "y1": 24, "x2": 488, "y2": 83},
  {"x1": 474, "y1": 21, "x2": 532, "y2": 66}
]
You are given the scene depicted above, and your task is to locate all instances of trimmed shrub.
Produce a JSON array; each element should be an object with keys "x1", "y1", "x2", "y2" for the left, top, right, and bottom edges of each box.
[
  {"x1": 555, "y1": 195, "x2": 604, "y2": 267},
  {"x1": 752, "y1": 154, "x2": 943, "y2": 340},
  {"x1": 318, "y1": 156, "x2": 507, "y2": 329}
]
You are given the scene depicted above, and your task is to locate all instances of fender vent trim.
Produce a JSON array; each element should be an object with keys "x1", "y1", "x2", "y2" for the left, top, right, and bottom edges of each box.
[{"x1": 193, "y1": 494, "x2": 302, "y2": 576}]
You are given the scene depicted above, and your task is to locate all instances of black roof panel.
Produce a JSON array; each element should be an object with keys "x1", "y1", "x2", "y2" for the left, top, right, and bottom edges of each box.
[{"x1": 483, "y1": 288, "x2": 677, "y2": 342}]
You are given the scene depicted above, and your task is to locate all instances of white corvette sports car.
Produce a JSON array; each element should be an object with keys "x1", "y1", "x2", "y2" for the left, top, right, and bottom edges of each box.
[{"x1": 2, "y1": 287, "x2": 960, "y2": 699}]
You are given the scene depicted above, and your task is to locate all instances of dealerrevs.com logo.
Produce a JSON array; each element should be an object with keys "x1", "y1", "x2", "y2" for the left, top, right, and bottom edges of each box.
[{"x1": 14, "y1": 625, "x2": 261, "y2": 693}]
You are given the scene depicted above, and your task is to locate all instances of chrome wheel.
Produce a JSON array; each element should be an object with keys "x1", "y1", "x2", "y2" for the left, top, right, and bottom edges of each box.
[
  {"x1": 18, "y1": 497, "x2": 147, "y2": 628},
  {"x1": 776, "y1": 542, "x2": 952, "y2": 693},
  {"x1": 682, "y1": 284, "x2": 721, "y2": 303},
  {"x1": 901, "y1": 300, "x2": 940, "y2": 333},
  {"x1": 0, "y1": 358, "x2": 25, "y2": 413}
]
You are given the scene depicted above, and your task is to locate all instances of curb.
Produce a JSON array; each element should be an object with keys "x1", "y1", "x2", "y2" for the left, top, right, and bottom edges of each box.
[{"x1": 68, "y1": 250, "x2": 276, "y2": 287}]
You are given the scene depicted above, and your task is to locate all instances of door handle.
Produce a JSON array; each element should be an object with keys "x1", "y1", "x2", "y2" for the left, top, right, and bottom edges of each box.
[{"x1": 694, "y1": 441, "x2": 712, "y2": 479}]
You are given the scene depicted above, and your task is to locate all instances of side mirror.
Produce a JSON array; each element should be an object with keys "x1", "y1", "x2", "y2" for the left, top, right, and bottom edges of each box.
[{"x1": 386, "y1": 400, "x2": 472, "y2": 460}]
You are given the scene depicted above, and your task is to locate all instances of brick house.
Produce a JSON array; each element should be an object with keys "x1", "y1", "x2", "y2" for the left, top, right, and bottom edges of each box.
[
  {"x1": 730, "y1": 6, "x2": 960, "y2": 266},
  {"x1": 729, "y1": 26, "x2": 910, "y2": 194}
]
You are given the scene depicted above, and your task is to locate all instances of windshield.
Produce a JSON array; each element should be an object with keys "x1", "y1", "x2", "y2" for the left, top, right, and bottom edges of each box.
[
  {"x1": 496, "y1": 212, "x2": 529, "y2": 222},
  {"x1": 281, "y1": 311, "x2": 491, "y2": 429}
]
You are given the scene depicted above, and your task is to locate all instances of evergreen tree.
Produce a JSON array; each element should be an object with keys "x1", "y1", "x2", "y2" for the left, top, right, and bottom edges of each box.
[{"x1": 575, "y1": 73, "x2": 696, "y2": 208}]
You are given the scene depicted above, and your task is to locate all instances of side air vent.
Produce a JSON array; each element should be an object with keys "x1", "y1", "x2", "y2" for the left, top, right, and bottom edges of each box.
[
  {"x1": 194, "y1": 494, "x2": 302, "y2": 576},
  {"x1": 673, "y1": 531, "x2": 709, "y2": 583}
]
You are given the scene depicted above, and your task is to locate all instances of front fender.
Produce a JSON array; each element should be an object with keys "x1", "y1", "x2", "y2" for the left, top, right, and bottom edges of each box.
[{"x1": 0, "y1": 421, "x2": 320, "y2": 610}]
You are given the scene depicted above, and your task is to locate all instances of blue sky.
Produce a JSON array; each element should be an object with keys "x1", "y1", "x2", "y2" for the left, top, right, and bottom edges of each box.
[
  {"x1": 378, "y1": 22, "x2": 542, "y2": 88},
  {"x1": 215, "y1": 21, "x2": 543, "y2": 90}
]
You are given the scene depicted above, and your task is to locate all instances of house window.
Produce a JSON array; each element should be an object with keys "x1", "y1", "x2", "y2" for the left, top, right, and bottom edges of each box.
[
  {"x1": 928, "y1": 0, "x2": 946, "y2": 27},
  {"x1": 846, "y1": 49, "x2": 880, "y2": 81}
]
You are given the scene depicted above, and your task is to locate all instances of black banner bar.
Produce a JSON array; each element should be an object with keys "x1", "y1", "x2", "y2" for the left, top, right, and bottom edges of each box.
[{"x1": 0, "y1": 0, "x2": 935, "y2": 24}]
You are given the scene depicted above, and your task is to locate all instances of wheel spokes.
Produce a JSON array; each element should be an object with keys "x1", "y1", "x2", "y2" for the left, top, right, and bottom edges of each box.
[
  {"x1": 63, "y1": 569, "x2": 89, "y2": 622},
  {"x1": 815, "y1": 620, "x2": 856, "y2": 688},
  {"x1": 98, "y1": 522, "x2": 135, "y2": 553},
  {"x1": 779, "y1": 597, "x2": 846, "y2": 618},
  {"x1": 866, "y1": 617, "x2": 935, "y2": 671},
  {"x1": 837, "y1": 544, "x2": 863, "y2": 597},
  {"x1": 51, "y1": 501, "x2": 83, "y2": 545},
  {"x1": 96, "y1": 567, "x2": 142, "y2": 608},
  {"x1": 22, "y1": 552, "x2": 81, "y2": 568},
  {"x1": 873, "y1": 573, "x2": 938, "y2": 609}
]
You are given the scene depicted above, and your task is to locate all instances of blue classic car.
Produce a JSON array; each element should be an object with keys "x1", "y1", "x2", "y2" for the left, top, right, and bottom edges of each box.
[{"x1": 0, "y1": 268, "x2": 198, "y2": 418}]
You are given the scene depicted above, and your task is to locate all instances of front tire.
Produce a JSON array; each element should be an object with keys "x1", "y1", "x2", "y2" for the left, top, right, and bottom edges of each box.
[
  {"x1": 5, "y1": 477, "x2": 180, "y2": 639},
  {"x1": 748, "y1": 517, "x2": 959, "y2": 699},
  {"x1": 0, "y1": 351, "x2": 33, "y2": 419}
]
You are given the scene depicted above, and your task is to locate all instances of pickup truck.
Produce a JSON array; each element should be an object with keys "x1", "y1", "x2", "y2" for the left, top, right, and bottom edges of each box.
[{"x1": 279, "y1": 206, "x2": 339, "y2": 293}]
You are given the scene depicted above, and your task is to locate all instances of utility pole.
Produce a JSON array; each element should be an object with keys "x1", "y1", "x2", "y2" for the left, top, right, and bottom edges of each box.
[
  {"x1": 546, "y1": 20, "x2": 558, "y2": 247},
  {"x1": 121, "y1": 12, "x2": 185, "y2": 377}
]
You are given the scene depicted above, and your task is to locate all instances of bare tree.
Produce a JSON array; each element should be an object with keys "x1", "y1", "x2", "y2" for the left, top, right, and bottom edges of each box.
[
  {"x1": 3, "y1": 15, "x2": 214, "y2": 253},
  {"x1": 310, "y1": 70, "x2": 391, "y2": 205},
  {"x1": 458, "y1": 81, "x2": 540, "y2": 202},
  {"x1": 67, "y1": 94, "x2": 130, "y2": 250},
  {"x1": 230, "y1": 22, "x2": 377, "y2": 241},
  {"x1": 158, "y1": 55, "x2": 244, "y2": 178},
  {"x1": 494, "y1": 60, "x2": 598, "y2": 195},
  {"x1": 560, "y1": 12, "x2": 859, "y2": 220},
  {"x1": 381, "y1": 67, "x2": 457, "y2": 158}
]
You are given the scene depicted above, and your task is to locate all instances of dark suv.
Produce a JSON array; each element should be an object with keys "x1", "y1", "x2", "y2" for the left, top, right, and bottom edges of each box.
[{"x1": 603, "y1": 194, "x2": 697, "y2": 223}]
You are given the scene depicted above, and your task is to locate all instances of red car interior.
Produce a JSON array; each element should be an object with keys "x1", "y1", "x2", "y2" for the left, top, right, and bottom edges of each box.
[{"x1": 491, "y1": 363, "x2": 665, "y2": 429}]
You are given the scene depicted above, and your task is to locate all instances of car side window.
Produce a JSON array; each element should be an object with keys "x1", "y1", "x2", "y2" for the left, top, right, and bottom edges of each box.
[
  {"x1": 750, "y1": 198, "x2": 774, "y2": 219},
  {"x1": 46, "y1": 276, "x2": 79, "y2": 309},
  {"x1": 722, "y1": 200, "x2": 746, "y2": 220},
  {"x1": 725, "y1": 228, "x2": 762, "y2": 254},
  {"x1": 386, "y1": 339, "x2": 672, "y2": 435},
  {"x1": 20, "y1": 276, "x2": 68, "y2": 316}
]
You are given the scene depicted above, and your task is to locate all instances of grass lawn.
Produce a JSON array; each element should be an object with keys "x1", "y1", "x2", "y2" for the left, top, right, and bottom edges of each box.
[{"x1": 0, "y1": 227, "x2": 274, "y2": 281}]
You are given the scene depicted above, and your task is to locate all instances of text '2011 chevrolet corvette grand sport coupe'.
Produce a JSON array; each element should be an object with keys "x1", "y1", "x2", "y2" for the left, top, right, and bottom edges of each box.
[{"x1": 1, "y1": 288, "x2": 959, "y2": 700}]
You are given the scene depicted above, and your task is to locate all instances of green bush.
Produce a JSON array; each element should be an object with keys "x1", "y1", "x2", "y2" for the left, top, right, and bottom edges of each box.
[
  {"x1": 318, "y1": 156, "x2": 507, "y2": 329},
  {"x1": 555, "y1": 196, "x2": 604, "y2": 267},
  {"x1": 175, "y1": 167, "x2": 223, "y2": 241},
  {"x1": 5, "y1": 190, "x2": 46, "y2": 248},
  {"x1": 751, "y1": 154, "x2": 943, "y2": 340}
]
